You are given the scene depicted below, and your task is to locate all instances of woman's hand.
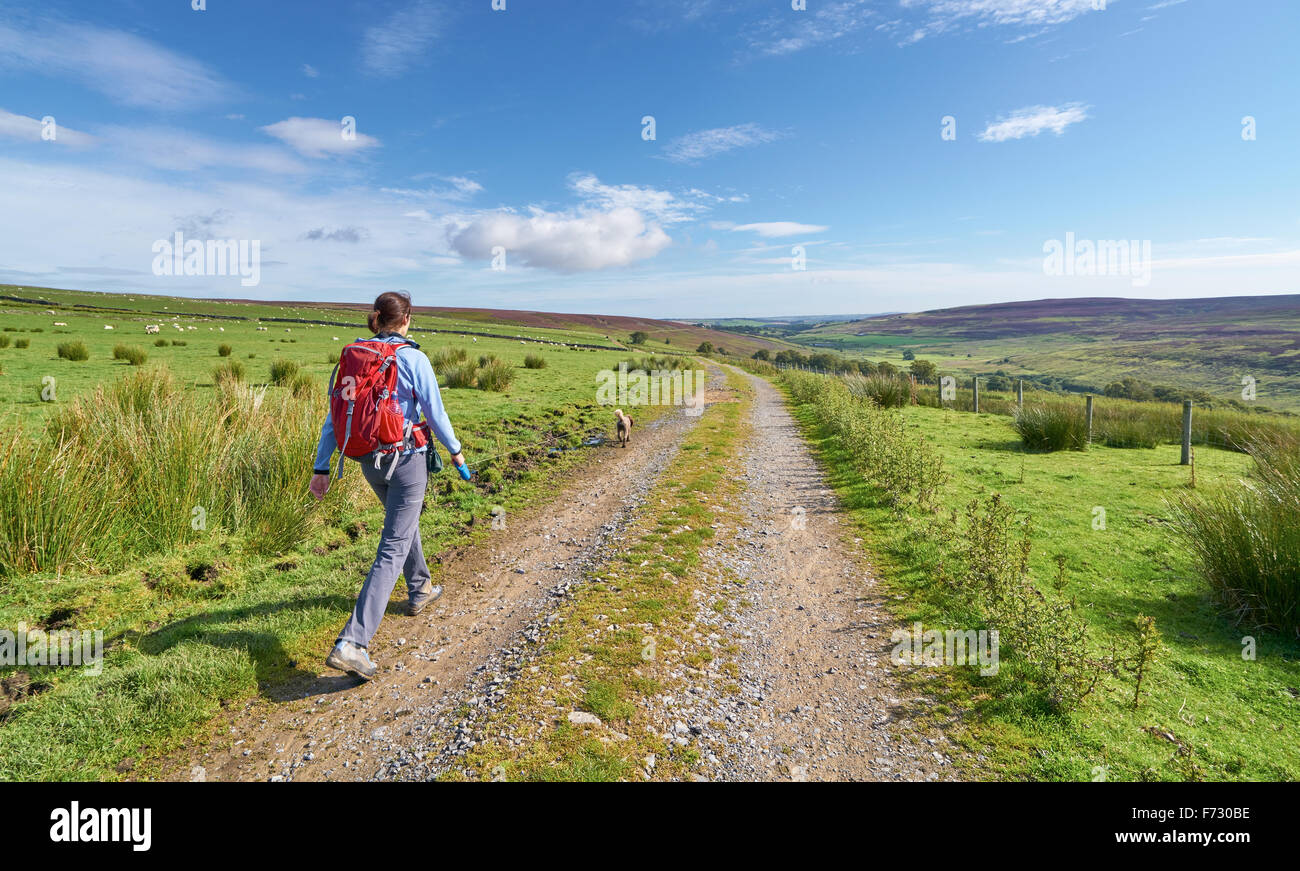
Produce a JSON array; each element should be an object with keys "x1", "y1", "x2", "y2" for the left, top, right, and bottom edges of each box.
[
  {"x1": 451, "y1": 452, "x2": 472, "y2": 481},
  {"x1": 450, "y1": 452, "x2": 465, "y2": 467},
  {"x1": 309, "y1": 473, "x2": 331, "y2": 501}
]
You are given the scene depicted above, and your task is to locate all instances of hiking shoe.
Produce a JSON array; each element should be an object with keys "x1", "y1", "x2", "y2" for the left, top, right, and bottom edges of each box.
[
  {"x1": 326, "y1": 641, "x2": 377, "y2": 680},
  {"x1": 407, "y1": 582, "x2": 443, "y2": 616}
]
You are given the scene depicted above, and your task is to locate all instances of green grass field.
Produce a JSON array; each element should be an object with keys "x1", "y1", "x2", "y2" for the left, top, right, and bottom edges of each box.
[
  {"x1": 0, "y1": 287, "x2": 685, "y2": 780},
  {"x1": 785, "y1": 386, "x2": 1300, "y2": 781}
]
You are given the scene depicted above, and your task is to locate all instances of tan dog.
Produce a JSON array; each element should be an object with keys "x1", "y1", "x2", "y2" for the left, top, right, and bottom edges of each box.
[{"x1": 614, "y1": 408, "x2": 634, "y2": 448}]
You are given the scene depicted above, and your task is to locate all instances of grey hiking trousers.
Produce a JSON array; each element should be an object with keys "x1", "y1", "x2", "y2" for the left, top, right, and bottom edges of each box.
[{"x1": 337, "y1": 450, "x2": 430, "y2": 649}]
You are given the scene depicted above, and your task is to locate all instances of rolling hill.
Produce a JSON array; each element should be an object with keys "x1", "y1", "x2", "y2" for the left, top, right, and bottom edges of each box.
[{"x1": 784, "y1": 295, "x2": 1300, "y2": 410}]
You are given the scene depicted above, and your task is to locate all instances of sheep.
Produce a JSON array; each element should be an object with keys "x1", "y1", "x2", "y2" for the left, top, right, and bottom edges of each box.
[
  {"x1": 145, "y1": 325, "x2": 160, "y2": 334},
  {"x1": 104, "y1": 325, "x2": 114, "y2": 330},
  {"x1": 53, "y1": 321, "x2": 67, "y2": 326},
  {"x1": 614, "y1": 408, "x2": 634, "y2": 448}
]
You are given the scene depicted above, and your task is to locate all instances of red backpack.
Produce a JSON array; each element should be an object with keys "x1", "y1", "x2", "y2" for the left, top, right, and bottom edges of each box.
[{"x1": 329, "y1": 338, "x2": 429, "y2": 479}]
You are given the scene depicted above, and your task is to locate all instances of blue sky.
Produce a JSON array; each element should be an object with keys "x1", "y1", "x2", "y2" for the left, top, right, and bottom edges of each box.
[{"x1": 0, "y1": 0, "x2": 1296, "y2": 317}]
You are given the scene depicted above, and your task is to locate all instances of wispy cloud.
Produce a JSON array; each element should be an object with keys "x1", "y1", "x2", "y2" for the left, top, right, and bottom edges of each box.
[
  {"x1": 301, "y1": 63, "x2": 320, "y2": 78},
  {"x1": 303, "y1": 226, "x2": 369, "y2": 243},
  {"x1": 0, "y1": 18, "x2": 233, "y2": 109},
  {"x1": 361, "y1": 1, "x2": 442, "y2": 77},
  {"x1": 260, "y1": 117, "x2": 381, "y2": 158},
  {"x1": 0, "y1": 109, "x2": 95, "y2": 146},
  {"x1": 744, "y1": 0, "x2": 877, "y2": 57},
  {"x1": 568, "y1": 173, "x2": 711, "y2": 224},
  {"x1": 105, "y1": 126, "x2": 309, "y2": 174},
  {"x1": 663, "y1": 123, "x2": 784, "y2": 164},
  {"x1": 977, "y1": 103, "x2": 1089, "y2": 142},
  {"x1": 898, "y1": 0, "x2": 1110, "y2": 43},
  {"x1": 729, "y1": 221, "x2": 829, "y2": 238}
]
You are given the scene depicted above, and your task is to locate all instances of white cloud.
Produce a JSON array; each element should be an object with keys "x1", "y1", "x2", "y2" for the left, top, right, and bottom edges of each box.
[
  {"x1": 260, "y1": 117, "x2": 381, "y2": 158},
  {"x1": 449, "y1": 207, "x2": 671, "y2": 272},
  {"x1": 101, "y1": 127, "x2": 309, "y2": 174},
  {"x1": 663, "y1": 123, "x2": 784, "y2": 164},
  {"x1": 731, "y1": 222, "x2": 829, "y2": 238},
  {"x1": 0, "y1": 18, "x2": 233, "y2": 110},
  {"x1": 567, "y1": 173, "x2": 709, "y2": 224},
  {"x1": 0, "y1": 155, "x2": 467, "y2": 296},
  {"x1": 440, "y1": 175, "x2": 482, "y2": 197},
  {"x1": 899, "y1": 0, "x2": 1111, "y2": 42},
  {"x1": 744, "y1": 1, "x2": 877, "y2": 57},
  {"x1": 301, "y1": 63, "x2": 320, "y2": 78},
  {"x1": 0, "y1": 109, "x2": 95, "y2": 146},
  {"x1": 361, "y1": 1, "x2": 442, "y2": 77},
  {"x1": 977, "y1": 103, "x2": 1089, "y2": 142}
]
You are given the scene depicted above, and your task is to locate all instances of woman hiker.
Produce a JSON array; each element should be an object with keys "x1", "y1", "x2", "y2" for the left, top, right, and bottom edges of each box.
[{"x1": 308, "y1": 291, "x2": 471, "y2": 680}]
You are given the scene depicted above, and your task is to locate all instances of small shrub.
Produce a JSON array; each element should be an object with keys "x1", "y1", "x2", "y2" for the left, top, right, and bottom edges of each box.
[
  {"x1": 57, "y1": 341, "x2": 89, "y2": 361},
  {"x1": 171, "y1": 340, "x2": 187, "y2": 347},
  {"x1": 477, "y1": 357, "x2": 515, "y2": 392},
  {"x1": 1013, "y1": 404, "x2": 1087, "y2": 452},
  {"x1": 844, "y1": 373, "x2": 910, "y2": 408},
  {"x1": 213, "y1": 360, "x2": 246, "y2": 385},
  {"x1": 523, "y1": 353, "x2": 547, "y2": 369},
  {"x1": 289, "y1": 372, "x2": 316, "y2": 399},
  {"x1": 112, "y1": 344, "x2": 148, "y2": 366},
  {"x1": 269, "y1": 359, "x2": 299, "y2": 385},
  {"x1": 430, "y1": 346, "x2": 468, "y2": 370},
  {"x1": 218, "y1": 343, "x2": 232, "y2": 357},
  {"x1": 441, "y1": 361, "x2": 479, "y2": 389},
  {"x1": 14, "y1": 338, "x2": 29, "y2": 349},
  {"x1": 154, "y1": 338, "x2": 168, "y2": 347},
  {"x1": 1173, "y1": 434, "x2": 1300, "y2": 635}
]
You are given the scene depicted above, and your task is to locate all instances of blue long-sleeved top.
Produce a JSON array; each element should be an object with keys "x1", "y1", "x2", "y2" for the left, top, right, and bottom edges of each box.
[{"x1": 314, "y1": 333, "x2": 462, "y2": 473}]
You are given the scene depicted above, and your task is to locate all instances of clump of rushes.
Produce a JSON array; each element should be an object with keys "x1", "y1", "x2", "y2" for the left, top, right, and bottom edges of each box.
[
  {"x1": 0, "y1": 367, "x2": 325, "y2": 577},
  {"x1": 844, "y1": 373, "x2": 910, "y2": 409},
  {"x1": 218, "y1": 343, "x2": 232, "y2": 357},
  {"x1": 14, "y1": 338, "x2": 29, "y2": 349},
  {"x1": 269, "y1": 359, "x2": 299, "y2": 385},
  {"x1": 57, "y1": 341, "x2": 89, "y2": 361},
  {"x1": 154, "y1": 338, "x2": 168, "y2": 347},
  {"x1": 0, "y1": 336, "x2": 9, "y2": 349},
  {"x1": 213, "y1": 360, "x2": 246, "y2": 385},
  {"x1": 523, "y1": 353, "x2": 547, "y2": 369},
  {"x1": 1172, "y1": 433, "x2": 1300, "y2": 635},
  {"x1": 476, "y1": 357, "x2": 515, "y2": 392},
  {"x1": 1013, "y1": 404, "x2": 1088, "y2": 452},
  {"x1": 112, "y1": 344, "x2": 148, "y2": 366},
  {"x1": 430, "y1": 346, "x2": 468, "y2": 369},
  {"x1": 290, "y1": 372, "x2": 316, "y2": 399},
  {"x1": 441, "y1": 360, "x2": 479, "y2": 389}
]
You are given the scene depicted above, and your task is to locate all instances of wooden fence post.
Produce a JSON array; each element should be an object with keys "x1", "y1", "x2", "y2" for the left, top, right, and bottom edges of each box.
[
  {"x1": 1181, "y1": 400, "x2": 1193, "y2": 465},
  {"x1": 1017, "y1": 379, "x2": 1024, "y2": 409},
  {"x1": 972, "y1": 377, "x2": 980, "y2": 414},
  {"x1": 1086, "y1": 394, "x2": 1094, "y2": 444}
]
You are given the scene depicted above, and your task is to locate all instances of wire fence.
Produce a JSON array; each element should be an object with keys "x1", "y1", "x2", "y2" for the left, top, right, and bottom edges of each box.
[{"x1": 766, "y1": 365, "x2": 1298, "y2": 455}]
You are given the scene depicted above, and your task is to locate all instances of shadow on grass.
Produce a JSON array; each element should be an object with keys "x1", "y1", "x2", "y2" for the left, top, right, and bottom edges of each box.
[{"x1": 139, "y1": 593, "x2": 363, "y2": 699}]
